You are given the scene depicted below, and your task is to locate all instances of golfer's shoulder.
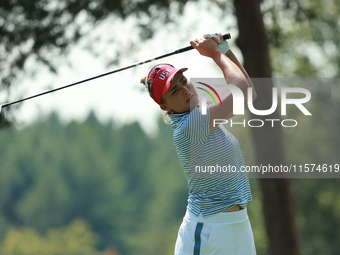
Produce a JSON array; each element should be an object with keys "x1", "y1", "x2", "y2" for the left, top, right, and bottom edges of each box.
[{"x1": 171, "y1": 106, "x2": 210, "y2": 133}]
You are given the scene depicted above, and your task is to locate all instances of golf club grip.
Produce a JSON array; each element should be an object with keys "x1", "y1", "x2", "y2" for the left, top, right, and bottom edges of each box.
[{"x1": 176, "y1": 33, "x2": 231, "y2": 53}]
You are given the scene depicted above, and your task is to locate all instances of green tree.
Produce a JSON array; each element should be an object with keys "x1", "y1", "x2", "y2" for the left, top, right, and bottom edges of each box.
[
  {"x1": 0, "y1": 0, "x2": 187, "y2": 97},
  {"x1": 2, "y1": 1, "x2": 340, "y2": 254},
  {"x1": 0, "y1": 219, "x2": 103, "y2": 255},
  {"x1": 0, "y1": 113, "x2": 190, "y2": 254},
  {"x1": 284, "y1": 83, "x2": 340, "y2": 255}
]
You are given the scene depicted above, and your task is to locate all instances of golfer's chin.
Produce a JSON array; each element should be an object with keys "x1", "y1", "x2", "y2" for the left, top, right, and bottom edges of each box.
[{"x1": 189, "y1": 97, "x2": 199, "y2": 110}]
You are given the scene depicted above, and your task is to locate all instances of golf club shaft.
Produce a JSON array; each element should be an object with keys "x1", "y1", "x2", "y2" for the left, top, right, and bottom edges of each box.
[{"x1": 1, "y1": 33, "x2": 231, "y2": 108}]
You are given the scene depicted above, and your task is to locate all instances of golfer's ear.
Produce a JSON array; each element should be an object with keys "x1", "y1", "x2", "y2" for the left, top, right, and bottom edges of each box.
[{"x1": 160, "y1": 104, "x2": 171, "y2": 112}]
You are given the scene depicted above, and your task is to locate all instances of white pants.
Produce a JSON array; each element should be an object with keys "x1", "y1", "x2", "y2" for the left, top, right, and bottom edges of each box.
[{"x1": 174, "y1": 208, "x2": 256, "y2": 255}]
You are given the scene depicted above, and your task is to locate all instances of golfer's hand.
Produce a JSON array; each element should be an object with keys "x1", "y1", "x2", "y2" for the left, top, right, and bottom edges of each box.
[
  {"x1": 203, "y1": 33, "x2": 230, "y2": 54},
  {"x1": 190, "y1": 38, "x2": 221, "y2": 59}
]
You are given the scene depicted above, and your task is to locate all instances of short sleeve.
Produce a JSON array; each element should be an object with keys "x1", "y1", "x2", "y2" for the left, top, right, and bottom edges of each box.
[{"x1": 181, "y1": 107, "x2": 210, "y2": 144}]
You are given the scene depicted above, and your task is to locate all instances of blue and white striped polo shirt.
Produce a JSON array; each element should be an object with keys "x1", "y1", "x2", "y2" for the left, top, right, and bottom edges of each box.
[{"x1": 169, "y1": 105, "x2": 252, "y2": 217}]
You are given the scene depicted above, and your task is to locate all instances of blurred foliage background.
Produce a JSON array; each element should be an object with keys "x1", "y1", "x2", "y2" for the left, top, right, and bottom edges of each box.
[
  {"x1": 1, "y1": 0, "x2": 340, "y2": 254},
  {"x1": 0, "y1": 92, "x2": 339, "y2": 254}
]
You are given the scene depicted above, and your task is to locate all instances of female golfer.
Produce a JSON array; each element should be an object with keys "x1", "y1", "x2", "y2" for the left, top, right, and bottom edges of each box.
[{"x1": 140, "y1": 33, "x2": 257, "y2": 255}]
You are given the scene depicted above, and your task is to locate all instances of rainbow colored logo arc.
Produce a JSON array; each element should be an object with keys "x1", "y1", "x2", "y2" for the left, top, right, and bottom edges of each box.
[{"x1": 196, "y1": 82, "x2": 223, "y2": 105}]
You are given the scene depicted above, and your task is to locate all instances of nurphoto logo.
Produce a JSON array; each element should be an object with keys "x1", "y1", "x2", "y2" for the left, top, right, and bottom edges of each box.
[
  {"x1": 192, "y1": 78, "x2": 312, "y2": 128},
  {"x1": 195, "y1": 82, "x2": 223, "y2": 106}
]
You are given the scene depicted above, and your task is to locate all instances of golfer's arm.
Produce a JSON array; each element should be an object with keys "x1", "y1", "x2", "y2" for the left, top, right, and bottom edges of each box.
[
  {"x1": 225, "y1": 50, "x2": 257, "y2": 101},
  {"x1": 218, "y1": 50, "x2": 257, "y2": 120},
  {"x1": 208, "y1": 51, "x2": 249, "y2": 132}
]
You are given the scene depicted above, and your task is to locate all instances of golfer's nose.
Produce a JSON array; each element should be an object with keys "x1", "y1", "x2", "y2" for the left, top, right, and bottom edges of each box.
[{"x1": 183, "y1": 86, "x2": 189, "y2": 95}]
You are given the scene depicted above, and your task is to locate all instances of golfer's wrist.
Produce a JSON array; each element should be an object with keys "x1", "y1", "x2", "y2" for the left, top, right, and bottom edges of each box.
[
  {"x1": 211, "y1": 50, "x2": 225, "y2": 66},
  {"x1": 225, "y1": 49, "x2": 233, "y2": 58}
]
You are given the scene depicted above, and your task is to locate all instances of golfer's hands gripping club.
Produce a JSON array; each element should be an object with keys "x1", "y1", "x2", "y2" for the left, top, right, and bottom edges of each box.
[
  {"x1": 203, "y1": 33, "x2": 230, "y2": 54},
  {"x1": 190, "y1": 37, "x2": 222, "y2": 59}
]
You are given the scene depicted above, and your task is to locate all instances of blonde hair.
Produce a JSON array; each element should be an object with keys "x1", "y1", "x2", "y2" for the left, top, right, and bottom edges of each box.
[{"x1": 140, "y1": 76, "x2": 147, "y2": 88}]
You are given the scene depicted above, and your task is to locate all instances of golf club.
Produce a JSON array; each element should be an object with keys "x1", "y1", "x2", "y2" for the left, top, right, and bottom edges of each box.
[{"x1": 0, "y1": 33, "x2": 231, "y2": 129}]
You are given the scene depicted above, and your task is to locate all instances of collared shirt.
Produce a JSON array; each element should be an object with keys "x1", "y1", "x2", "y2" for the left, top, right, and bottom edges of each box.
[{"x1": 169, "y1": 105, "x2": 252, "y2": 217}]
